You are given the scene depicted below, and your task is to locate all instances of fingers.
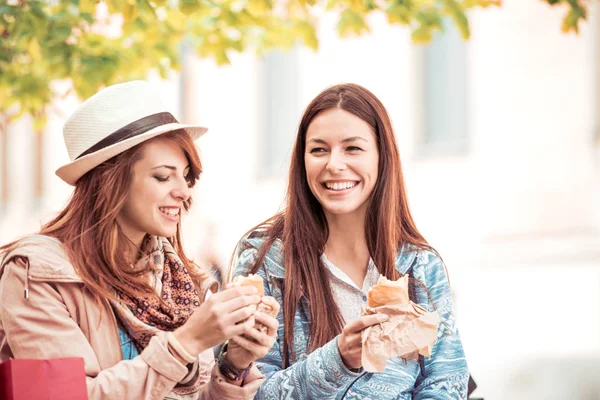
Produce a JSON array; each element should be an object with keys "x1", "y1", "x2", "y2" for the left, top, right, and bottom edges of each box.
[
  {"x1": 240, "y1": 325, "x2": 273, "y2": 348},
  {"x1": 259, "y1": 296, "x2": 280, "y2": 314},
  {"x1": 213, "y1": 286, "x2": 259, "y2": 303},
  {"x1": 344, "y1": 314, "x2": 388, "y2": 334},
  {"x1": 230, "y1": 334, "x2": 269, "y2": 358},
  {"x1": 225, "y1": 304, "x2": 258, "y2": 325},
  {"x1": 254, "y1": 312, "x2": 278, "y2": 334},
  {"x1": 218, "y1": 293, "x2": 261, "y2": 314},
  {"x1": 340, "y1": 331, "x2": 362, "y2": 350}
]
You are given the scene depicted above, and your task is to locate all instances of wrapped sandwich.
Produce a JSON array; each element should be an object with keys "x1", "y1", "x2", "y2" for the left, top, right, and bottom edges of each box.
[
  {"x1": 361, "y1": 275, "x2": 440, "y2": 372},
  {"x1": 232, "y1": 274, "x2": 278, "y2": 336}
]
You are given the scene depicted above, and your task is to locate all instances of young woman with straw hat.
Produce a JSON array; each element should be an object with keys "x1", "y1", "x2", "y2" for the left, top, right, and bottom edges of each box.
[{"x1": 0, "y1": 81, "x2": 279, "y2": 399}]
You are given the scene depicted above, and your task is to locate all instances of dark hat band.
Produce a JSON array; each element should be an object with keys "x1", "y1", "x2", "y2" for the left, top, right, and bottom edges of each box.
[{"x1": 76, "y1": 112, "x2": 178, "y2": 160}]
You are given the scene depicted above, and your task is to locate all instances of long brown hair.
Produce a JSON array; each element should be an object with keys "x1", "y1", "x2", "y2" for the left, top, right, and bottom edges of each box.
[
  {"x1": 1, "y1": 129, "x2": 205, "y2": 302},
  {"x1": 244, "y1": 83, "x2": 431, "y2": 367}
]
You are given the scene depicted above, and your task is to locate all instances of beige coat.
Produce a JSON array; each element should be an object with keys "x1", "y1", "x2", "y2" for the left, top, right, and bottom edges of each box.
[{"x1": 0, "y1": 235, "x2": 264, "y2": 400}]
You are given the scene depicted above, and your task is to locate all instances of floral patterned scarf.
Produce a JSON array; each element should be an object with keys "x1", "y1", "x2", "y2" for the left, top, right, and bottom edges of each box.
[
  {"x1": 110, "y1": 236, "x2": 217, "y2": 398},
  {"x1": 110, "y1": 236, "x2": 203, "y2": 351}
]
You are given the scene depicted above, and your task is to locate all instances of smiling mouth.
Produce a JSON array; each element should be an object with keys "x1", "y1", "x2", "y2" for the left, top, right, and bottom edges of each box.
[
  {"x1": 323, "y1": 181, "x2": 359, "y2": 191},
  {"x1": 159, "y1": 207, "x2": 180, "y2": 217}
]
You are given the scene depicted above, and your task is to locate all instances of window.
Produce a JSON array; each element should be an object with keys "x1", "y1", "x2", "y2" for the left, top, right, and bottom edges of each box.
[
  {"x1": 422, "y1": 19, "x2": 468, "y2": 153},
  {"x1": 260, "y1": 49, "x2": 300, "y2": 178}
]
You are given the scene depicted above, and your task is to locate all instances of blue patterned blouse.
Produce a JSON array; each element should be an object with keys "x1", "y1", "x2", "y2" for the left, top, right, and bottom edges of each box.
[{"x1": 233, "y1": 232, "x2": 469, "y2": 400}]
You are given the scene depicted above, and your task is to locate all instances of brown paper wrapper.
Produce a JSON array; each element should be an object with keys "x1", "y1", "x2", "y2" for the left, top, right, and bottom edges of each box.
[{"x1": 361, "y1": 278, "x2": 440, "y2": 372}]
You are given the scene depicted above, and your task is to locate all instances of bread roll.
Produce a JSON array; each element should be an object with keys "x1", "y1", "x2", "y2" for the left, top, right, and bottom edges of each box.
[
  {"x1": 367, "y1": 275, "x2": 410, "y2": 307},
  {"x1": 233, "y1": 274, "x2": 264, "y2": 297},
  {"x1": 233, "y1": 274, "x2": 278, "y2": 339}
]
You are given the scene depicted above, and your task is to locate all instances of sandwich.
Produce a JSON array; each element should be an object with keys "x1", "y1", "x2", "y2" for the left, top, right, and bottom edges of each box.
[
  {"x1": 233, "y1": 274, "x2": 264, "y2": 297},
  {"x1": 367, "y1": 275, "x2": 410, "y2": 308},
  {"x1": 233, "y1": 274, "x2": 277, "y2": 335}
]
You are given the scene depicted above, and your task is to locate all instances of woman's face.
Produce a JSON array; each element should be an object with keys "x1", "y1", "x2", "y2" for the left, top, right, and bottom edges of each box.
[
  {"x1": 117, "y1": 137, "x2": 192, "y2": 246},
  {"x1": 304, "y1": 108, "x2": 379, "y2": 220}
]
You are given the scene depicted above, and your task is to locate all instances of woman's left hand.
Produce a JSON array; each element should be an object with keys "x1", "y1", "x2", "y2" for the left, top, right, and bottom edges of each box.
[{"x1": 225, "y1": 295, "x2": 280, "y2": 369}]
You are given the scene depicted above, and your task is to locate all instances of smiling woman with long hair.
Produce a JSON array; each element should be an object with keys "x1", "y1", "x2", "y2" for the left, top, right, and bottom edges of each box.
[
  {"x1": 0, "y1": 81, "x2": 279, "y2": 400},
  {"x1": 232, "y1": 83, "x2": 469, "y2": 399}
]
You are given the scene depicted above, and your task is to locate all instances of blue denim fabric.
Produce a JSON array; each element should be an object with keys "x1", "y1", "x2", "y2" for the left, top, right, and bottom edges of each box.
[{"x1": 118, "y1": 327, "x2": 140, "y2": 361}]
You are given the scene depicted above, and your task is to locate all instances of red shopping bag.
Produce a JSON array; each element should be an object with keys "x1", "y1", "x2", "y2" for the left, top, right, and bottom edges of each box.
[{"x1": 0, "y1": 358, "x2": 88, "y2": 400}]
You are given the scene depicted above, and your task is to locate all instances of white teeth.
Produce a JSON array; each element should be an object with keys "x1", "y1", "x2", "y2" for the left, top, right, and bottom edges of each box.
[
  {"x1": 159, "y1": 207, "x2": 179, "y2": 216},
  {"x1": 325, "y1": 181, "x2": 358, "y2": 191}
]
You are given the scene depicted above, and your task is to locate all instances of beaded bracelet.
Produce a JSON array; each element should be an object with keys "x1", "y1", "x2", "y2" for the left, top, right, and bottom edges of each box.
[{"x1": 217, "y1": 343, "x2": 252, "y2": 382}]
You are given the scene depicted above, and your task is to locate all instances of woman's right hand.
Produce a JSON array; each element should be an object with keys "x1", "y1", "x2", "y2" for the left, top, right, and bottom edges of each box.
[
  {"x1": 338, "y1": 314, "x2": 389, "y2": 369},
  {"x1": 173, "y1": 286, "x2": 261, "y2": 356}
]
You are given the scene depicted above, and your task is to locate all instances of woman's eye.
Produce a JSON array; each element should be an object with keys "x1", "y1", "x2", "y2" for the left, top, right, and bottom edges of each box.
[
  {"x1": 347, "y1": 146, "x2": 363, "y2": 152},
  {"x1": 310, "y1": 148, "x2": 326, "y2": 154},
  {"x1": 154, "y1": 175, "x2": 169, "y2": 182}
]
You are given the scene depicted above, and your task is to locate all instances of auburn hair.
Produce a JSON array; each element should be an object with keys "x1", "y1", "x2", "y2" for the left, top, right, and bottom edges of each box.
[
  {"x1": 1, "y1": 129, "x2": 206, "y2": 302},
  {"x1": 241, "y1": 83, "x2": 431, "y2": 367}
]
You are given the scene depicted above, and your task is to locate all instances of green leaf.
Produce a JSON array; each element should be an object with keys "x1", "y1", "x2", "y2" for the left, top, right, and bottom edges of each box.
[
  {"x1": 294, "y1": 21, "x2": 318, "y2": 50},
  {"x1": 462, "y1": 0, "x2": 501, "y2": 7},
  {"x1": 386, "y1": 4, "x2": 411, "y2": 25},
  {"x1": 337, "y1": 9, "x2": 369, "y2": 37},
  {"x1": 0, "y1": 5, "x2": 14, "y2": 16},
  {"x1": 49, "y1": 23, "x2": 73, "y2": 43},
  {"x1": 33, "y1": 114, "x2": 47, "y2": 131},
  {"x1": 446, "y1": 0, "x2": 469, "y2": 39},
  {"x1": 122, "y1": 3, "x2": 138, "y2": 21},
  {"x1": 411, "y1": 25, "x2": 433, "y2": 43},
  {"x1": 247, "y1": 0, "x2": 273, "y2": 15},
  {"x1": 214, "y1": 48, "x2": 230, "y2": 65},
  {"x1": 179, "y1": 0, "x2": 202, "y2": 15},
  {"x1": 79, "y1": 0, "x2": 97, "y2": 14},
  {"x1": 28, "y1": 2, "x2": 47, "y2": 20}
]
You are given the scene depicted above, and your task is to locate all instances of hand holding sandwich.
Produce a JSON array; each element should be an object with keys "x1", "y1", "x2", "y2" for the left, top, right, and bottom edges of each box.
[
  {"x1": 173, "y1": 285, "x2": 262, "y2": 357},
  {"x1": 338, "y1": 313, "x2": 389, "y2": 369},
  {"x1": 361, "y1": 275, "x2": 441, "y2": 372},
  {"x1": 225, "y1": 274, "x2": 281, "y2": 369}
]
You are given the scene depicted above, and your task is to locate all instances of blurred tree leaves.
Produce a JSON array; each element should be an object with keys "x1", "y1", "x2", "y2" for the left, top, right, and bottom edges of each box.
[
  {"x1": 0, "y1": 0, "x2": 594, "y2": 126},
  {"x1": 0, "y1": 0, "x2": 501, "y2": 126},
  {"x1": 543, "y1": 0, "x2": 589, "y2": 34}
]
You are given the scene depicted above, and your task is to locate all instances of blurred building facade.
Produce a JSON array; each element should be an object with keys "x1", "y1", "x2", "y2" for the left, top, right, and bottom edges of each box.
[{"x1": 1, "y1": 0, "x2": 599, "y2": 398}]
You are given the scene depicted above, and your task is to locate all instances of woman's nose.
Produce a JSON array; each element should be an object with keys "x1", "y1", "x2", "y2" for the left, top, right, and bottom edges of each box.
[
  {"x1": 172, "y1": 179, "x2": 191, "y2": 202},
  {"x1": 326, "y1": 151, "x2": 347, "y2": 173}
]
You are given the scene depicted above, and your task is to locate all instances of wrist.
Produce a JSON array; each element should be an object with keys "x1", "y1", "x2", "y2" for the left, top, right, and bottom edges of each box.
[
  {"x1": 337, "y1": 337, "x2": 361, "y2": 372},
  {"x1": 173, "y1": 327, "x2": 204, "y2": 356},
  {"x1": 167, "y1": 331, "x2": 197, "y2": 364},
  {"x1": 218, "y1": 343, "x2": 252, "y2": 382},
  {"x1": 225, "y1": 353, "x2": 252, "y2": 370},
  {"x1": 168, "y1": 342, "x2": 191, "y2": 366}
]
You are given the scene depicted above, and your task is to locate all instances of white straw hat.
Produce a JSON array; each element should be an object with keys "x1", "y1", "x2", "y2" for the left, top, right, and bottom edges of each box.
[{"x1": 55, "y1": 80, "x2": 207, "y2": 185}]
